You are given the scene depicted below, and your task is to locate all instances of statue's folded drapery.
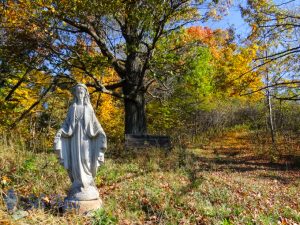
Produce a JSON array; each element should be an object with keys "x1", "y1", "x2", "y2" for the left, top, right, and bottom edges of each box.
[{"x1": 54, "y1": 102, "x2": 106, "y2": 200}]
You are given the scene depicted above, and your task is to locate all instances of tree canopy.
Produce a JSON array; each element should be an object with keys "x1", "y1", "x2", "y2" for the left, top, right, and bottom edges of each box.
[
  {"x1": 1, "y1": 0, "x2": 237, "y2": 134},
  {"x1": 241, "y1": 0, "x2": 300, "y2": 100},
  {"x1": 0, "y1": 0, "x2": 286, "y2": 136}
]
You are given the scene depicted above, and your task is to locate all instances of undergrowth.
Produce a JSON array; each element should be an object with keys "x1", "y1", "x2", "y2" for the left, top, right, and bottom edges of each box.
[{"x1": 0, "y1": 129, "x2": 299, "y2": 224}]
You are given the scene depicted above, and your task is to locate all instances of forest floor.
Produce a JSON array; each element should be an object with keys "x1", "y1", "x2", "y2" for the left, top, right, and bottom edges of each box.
[{"x1": 0, "y1": 128, "x2": 300, "y2": 224}]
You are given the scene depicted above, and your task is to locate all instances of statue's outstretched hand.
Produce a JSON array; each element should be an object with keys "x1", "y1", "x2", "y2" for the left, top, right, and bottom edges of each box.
[
  {"x1": 54, "y1": 129, "x2": 62, "y2": 155},
  {"x1": 55, "y1": 129, "x2": 63, "y2": 138},
  {"x1": 97, "y1": 152, "x2": 105, "y2": 164}
]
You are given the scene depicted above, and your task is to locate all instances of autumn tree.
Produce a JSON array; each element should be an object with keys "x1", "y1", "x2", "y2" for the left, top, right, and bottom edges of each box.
[
  {"x1": 147, "y1": 25, "x2": 263, "y2": 136},
  {"x1": 241, "y1": 0, "x2": 300, "y2": 100},
  {"x1": 1, "y1": 0, "x2": 230, "y2": 135}
]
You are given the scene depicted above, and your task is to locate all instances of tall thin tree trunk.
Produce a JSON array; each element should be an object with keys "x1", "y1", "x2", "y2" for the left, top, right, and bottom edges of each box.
[
  {"x1": 266, "y1": 86, "x2": 276, "y2": 145},
  {"x1": 265, "y1": 49, "x2": 276, "y2": 152}
]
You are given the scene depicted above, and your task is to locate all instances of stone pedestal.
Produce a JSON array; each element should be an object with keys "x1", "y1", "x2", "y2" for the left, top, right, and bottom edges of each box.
[
  {"x1": 68, "y1": 184, "x2": 100, "y2": 201},
  {"x1": 64, "y1": 198, "x2": 102, "y2": 214},
  {"x1": 54, "y1": 84, "x2": 107, "y2": 215}
]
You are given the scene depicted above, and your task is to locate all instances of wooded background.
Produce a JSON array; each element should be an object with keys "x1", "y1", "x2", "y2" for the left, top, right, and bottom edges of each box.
[{"x1": 0, "y1": 0, "x2": 299, "y2": 156}]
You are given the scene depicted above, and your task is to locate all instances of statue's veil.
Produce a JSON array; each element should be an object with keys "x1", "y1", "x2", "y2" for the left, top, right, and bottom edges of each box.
[{"x1": 71, "y1": 83, "x2": 91, "y2": 106}]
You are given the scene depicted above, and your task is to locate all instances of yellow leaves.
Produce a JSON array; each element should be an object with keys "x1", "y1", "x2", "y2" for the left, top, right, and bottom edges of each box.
[
  {"x1": 86, "y1": 68, "x2": 125, "y2": 141},
  {"x1": 41, "y1": 196, "x2": 50, "y2": 204},
  {"x1": 213, "y1": 42, "x2": 264, "y2": 102},
  {"x1": 68, "y1": 61, "x2": 123, "y2": 141},
  {"x1": 248, "y1": 23, "x2": 260, "y2": 41},
  {"x1": 1, "y1": 176, "x2": 11, "y2": 186},
  {"x1": 249, "y1": 0, "x2": 269, "y2": 9},
  {"x1": 49, "y1": 5, "x2": 56, "y2": 13},
  {"x1": 3, "y1": 1, "x2": 32, "y2": 25},
  {"x1": 3, "y1": 0, "x2": 55, "y2": 40},
  {"x1": 96, "y1": 93, "x2": 124, "y2": 141},
  {"x1": 182, "y1": 25, "x2": 263, "y2": 102},
  {"x1": 251, "y1": 23, "x2": 258, "y2": 33},
  {"x1": 208, "y1": 8, "x2": 220, "y2": 20},
  {"x1": 0, "y1": 69, "x2": 53, "y2": 129},
  {"x1": 55, "y1": 87, "x2": 72, "y2": 100}
]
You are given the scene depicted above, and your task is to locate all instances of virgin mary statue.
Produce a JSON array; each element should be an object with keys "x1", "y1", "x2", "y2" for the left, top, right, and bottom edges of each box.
[{"x1": 54, "y1": 83, "x2": 106, "y2": 201}]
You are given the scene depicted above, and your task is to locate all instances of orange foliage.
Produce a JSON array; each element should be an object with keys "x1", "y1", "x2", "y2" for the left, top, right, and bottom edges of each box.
[
  {"x1": 185, "y1": 26, "x2": 230, "y2": 59},
  {"x1": 185, "y1": 26, "x2": 263, "y2": 101},
  {"x1": 187, "y1": 26, "x2": 214, "y2": 41},
  {"x1": 91, "y1": 68, "x2": 124, "y2": 142}
]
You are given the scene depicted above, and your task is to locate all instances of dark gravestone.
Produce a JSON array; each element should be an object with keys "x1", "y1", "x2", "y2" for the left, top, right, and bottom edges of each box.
[{"x1": 125, "y1": 134, "x2": 171, "y2": 149}]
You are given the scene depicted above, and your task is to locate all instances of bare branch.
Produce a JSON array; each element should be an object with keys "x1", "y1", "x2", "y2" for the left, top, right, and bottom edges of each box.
[
  {"x1": 60, "y1": 17, "x2": 126, "y2": 78},
  {"x1": 145, "y1": 79, "x2": 156, "y2": 91},
  {"x1": 240, "y1": 81, "x2": 300, "y2": 96},
  {"x1": 255, "y1": 46, "x2": 300, "y2": 60},
  {"x1": 275, "y1": 0, "x2": 297, "y2": 7},
  {"x1": 104, "y1": 79, "x2": 125, "y2": 90},
  {"x1": 86, "y1": 83, "x2": 126, "y2": 99},
  {"x1": 273, "y1": 94, "x2": 300, "y2": 101}
]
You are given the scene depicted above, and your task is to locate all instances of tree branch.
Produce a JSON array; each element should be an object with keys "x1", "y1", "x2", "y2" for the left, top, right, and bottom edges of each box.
[
  {"x1": 5, "y1": 68, "x2": 32, "y2": 101},
  {"x1": 254, "y1": 46, "x2": 300, "y2": 60},
  {"x1": 240, "y1": 81, "x2": 300, "y2": 96},
  {"x1": 273, "y1": 94, "x2": 300, "y2": 101},
  {"x1": 60, "y1": 17, "x2": 126, "y2": 78},
  {"x1": 10, "y1": 80, "x2": 56, "y2": 128},
  {"x1": 104, "y1": 79, "x2": 125, "y2": 90}
]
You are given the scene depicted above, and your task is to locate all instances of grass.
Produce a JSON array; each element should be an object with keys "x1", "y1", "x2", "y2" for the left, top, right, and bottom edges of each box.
[{"x1": 0, "y1": 129, "x2": 300, "y2": 224}]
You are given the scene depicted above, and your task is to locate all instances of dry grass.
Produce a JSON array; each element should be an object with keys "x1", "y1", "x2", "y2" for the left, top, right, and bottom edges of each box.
[{"x1": 0, "y1": 129, "x2": 300, "y2": 224}]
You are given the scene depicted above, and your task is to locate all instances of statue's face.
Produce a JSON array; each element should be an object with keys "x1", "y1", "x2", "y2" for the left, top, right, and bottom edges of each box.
[{"x1": 76, "y1": 86, "x2": 86, "y2": 102}]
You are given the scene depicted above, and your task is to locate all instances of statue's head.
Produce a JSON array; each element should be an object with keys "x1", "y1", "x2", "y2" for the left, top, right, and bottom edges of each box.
[{"x1": 72, "y1": 83, "x2": 91, "y2": 105}]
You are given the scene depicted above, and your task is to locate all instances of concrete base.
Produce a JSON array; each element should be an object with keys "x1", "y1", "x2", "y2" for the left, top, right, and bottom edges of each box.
[
  {"x1": 64, "y1": 198, "x2": 102, "y2": 214},
  {"x1": 68, "y1": 184, "x2": 100, "y2": 201}
]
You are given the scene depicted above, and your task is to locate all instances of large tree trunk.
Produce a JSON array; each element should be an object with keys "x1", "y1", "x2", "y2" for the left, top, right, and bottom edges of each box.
[
  {"x1": 123, "y1": 80, "x2": 147, "y2": 134},
  {"x1": 123, "y1": 52, "x2": 147, "y2": 134},
  {"x1": 124, "y1": 90, "x2": 147, "y2": 135}
]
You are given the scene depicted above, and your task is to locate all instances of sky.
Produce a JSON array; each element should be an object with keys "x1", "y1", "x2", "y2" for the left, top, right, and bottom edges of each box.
[
  {"x1": 200, "y1": 0, "x2": 299, "y2": 42},
  {"x1": 198, "y1": 0, "x2": 251, "y2": 42},
  {"x1": 202, "y1": 5, "x2": 250, "y2": 39}
]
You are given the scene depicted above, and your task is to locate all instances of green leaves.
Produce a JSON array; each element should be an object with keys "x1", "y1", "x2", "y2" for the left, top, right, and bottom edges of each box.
[
  {"x1": 92, "y1": 209, "x2": 118, "y2": 225},
  {"x1": 185, "y1": 47, "x2": 214, "y2": 97}
]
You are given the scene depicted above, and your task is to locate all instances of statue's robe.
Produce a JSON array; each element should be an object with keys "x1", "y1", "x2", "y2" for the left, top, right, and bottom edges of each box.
[{"x1": 57, "y1": 103, "x2": 106, "y2": 200}]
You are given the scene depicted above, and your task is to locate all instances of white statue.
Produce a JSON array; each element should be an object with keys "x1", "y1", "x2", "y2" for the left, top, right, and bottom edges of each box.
[{"x1": 54, "y1": 83, "x2": 106, "y2": 202}]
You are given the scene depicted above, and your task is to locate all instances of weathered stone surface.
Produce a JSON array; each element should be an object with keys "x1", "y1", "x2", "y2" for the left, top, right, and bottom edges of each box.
[
  {"x1": 125, "y1": 134, "x2": 171, "y2": 149},
  {"x1": 12, "y1": 210, "x2": 29, "y2": 220},
  {"x1": 64, "y1": 198, "x2": 102, "y2": 214},
  {"x1": 54, "y1": 83, "x2": 106, "y2": 202}
]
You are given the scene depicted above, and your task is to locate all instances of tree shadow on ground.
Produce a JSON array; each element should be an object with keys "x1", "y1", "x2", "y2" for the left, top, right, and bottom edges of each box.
[
  {"x1": 257, "y1": 174, "x2": 291, "y2": 184},
  {"x1": 106, "y1": 145, "x2": 300, "y2": 186},
  {"x1": 192, "y1": 154, "x2": 300, "y2": 171}
]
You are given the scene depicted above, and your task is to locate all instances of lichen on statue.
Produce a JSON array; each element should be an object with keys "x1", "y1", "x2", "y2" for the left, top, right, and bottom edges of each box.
[{"x1": 54, "y1": 83, "x2": 106, "y2": 201}]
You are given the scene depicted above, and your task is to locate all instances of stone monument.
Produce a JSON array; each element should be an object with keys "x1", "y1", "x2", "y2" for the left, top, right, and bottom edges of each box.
[{"x1": 53, "y1": 83, "x2": 107, "y2": 213}]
